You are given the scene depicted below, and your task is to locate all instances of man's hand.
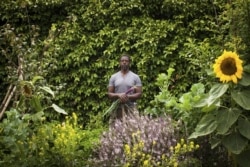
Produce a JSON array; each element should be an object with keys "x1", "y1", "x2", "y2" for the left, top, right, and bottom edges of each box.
[{"x1": 118, "y1": 93, "x2": 129, "y2": 103}]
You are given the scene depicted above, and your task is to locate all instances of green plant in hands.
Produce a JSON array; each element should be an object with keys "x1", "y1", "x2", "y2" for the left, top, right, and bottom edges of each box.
[
  {"x1": 189, "y1": 50, "x2": 250, "y2": 167},
  {"x1": 103, "y1": 86, "x2": 136, "y2": 117}
]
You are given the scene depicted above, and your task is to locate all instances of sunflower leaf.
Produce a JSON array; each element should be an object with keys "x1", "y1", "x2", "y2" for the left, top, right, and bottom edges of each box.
[
  {"x1": 236, "y1": 150, "x2": 250, "y2": 167},
  {"x1": 238, "y1": 118, "x2": 250, "y2": 140},
  {"x1": 231, "y1": 90, "x2": 250, "y2": 110},
  {"x1": 216, "y1": 108, "x2": 241, "y2": 135},
  {"x1": 209, "y1": 83, "x2": 229, "y2": 99},
  {"x1": 238, "y1": 72, "x2": 250, "y2": 86},
  {"x1": 188, "y1": 113, "x2": 217, "y2": 139},
  {"x1": 243, "y1": 64, "x2": 250, "y2": 73},
  {"x1": 194, "y1": 84, "x2": 228, "y2": 108},
  {"x1": 222, "y1": 131, "x2": 248, "y2": 155}
]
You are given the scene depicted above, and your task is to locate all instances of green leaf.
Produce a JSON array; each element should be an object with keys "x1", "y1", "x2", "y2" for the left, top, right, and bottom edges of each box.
[
  {"x1": 236, "y1": 149, "x2": 250, "y2": 167},
  {"x1": 238, "y1": 72, "x2": 250, "y2": 86},
  {"x1": 193, "y1": 84, "x2": 228, "y2": 108},
  {"x1": 103, "y1": 100, "x2": 120, "y2": 117},
  {"x1": 238, "y1": 118, "x2": 250, "y2": 140},
  {"x1": 30, "y1": 96, "x2": 43, "y2": 112},
  {"x1": 222, "y1": 131, "x2": 248, "y2": 154},
  {"x1": 210, "y1": 137, "x2": 221, "y2": 149},
  {"x1": 243, "y1": 64, "x2": 250, "y2": 73},
  {"x1": 194, "y1": 94, "x2": 221, "y2": 108},
  {"x1": 39, "y1": 86, "x2": 55, "y2": 98},
  {"x1": 190, "y1": 83, "x2": 205, "y2": 94},
  {"x1": 193, "y1": 94, "x2": 210, "y2": 107},
  {"x1": 232, "y1": 90, "x2": 250, "y2": 110},
  {"x1": 216, "y1": 108, "x2": 242, "y2": 135},
  {"x1": 201, "y1": 101, "x2": 220, "y2": 112},
  {"x1": 208, "y1": 83, "x2": 229, "y2": 100},
  {"x1": 31, "y1": 76, "x2": 44, "y2": 85},
  {"x1": 188, "y1": 113, "x2": 217, "y2": 139},
  {"x1": 31, "y1": 111, "x2": 45, "y2": 122},
  {"x1": 51, "y1": 104, "x2": 68, "y2": 115}
]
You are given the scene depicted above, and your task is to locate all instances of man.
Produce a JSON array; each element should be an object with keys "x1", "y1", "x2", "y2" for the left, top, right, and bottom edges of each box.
[{"x1": 108, "y1": 53, "x2": 142, "y2": 120}]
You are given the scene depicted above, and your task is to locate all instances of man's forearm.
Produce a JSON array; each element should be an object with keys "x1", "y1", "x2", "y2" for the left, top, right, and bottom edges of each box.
[
  {"x1": 108, "y1": 92, "x2": 119, "y2": 100},
  {"x1": 127, "y1": 93, "x2": 142, "y2": 101}
]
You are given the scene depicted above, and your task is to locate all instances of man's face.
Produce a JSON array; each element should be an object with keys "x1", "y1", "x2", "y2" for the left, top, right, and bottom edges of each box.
[{"x1": 120, "y1": 56, "x2": 130, "y2": 71}]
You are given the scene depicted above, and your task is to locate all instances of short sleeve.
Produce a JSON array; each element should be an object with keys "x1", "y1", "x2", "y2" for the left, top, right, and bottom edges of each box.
[
  {"x1": 108, "y1": 75, "x2": 115, "y2": 87},
  {"x1": 135, "y1": 75, "x2": 142, "y2": 86}
]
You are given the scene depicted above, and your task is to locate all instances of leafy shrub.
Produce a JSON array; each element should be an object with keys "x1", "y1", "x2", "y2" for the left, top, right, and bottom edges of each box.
[
  {"x1": 145, "y1": 67, "x2": 232, "y2": 166},
  {"x1": 0, "y1": 110, "x2": 105, "y2": 167},
  {"x1": 90, "y1": 114, "x2": 200, "y2": 167},
  {"x1": 0, "y1": 109, "x2": 31, "y2": 166}
]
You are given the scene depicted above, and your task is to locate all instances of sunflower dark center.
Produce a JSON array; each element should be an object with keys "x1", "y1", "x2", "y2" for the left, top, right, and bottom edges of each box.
[{"x1": 220, "y1": 58, "x2": 237, "y2": 75}]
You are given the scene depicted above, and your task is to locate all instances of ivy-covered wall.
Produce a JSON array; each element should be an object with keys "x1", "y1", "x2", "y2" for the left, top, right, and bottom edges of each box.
[
  {"x1": 41, "y1": 0, "x2": 228, "y2": 120},
  {"x1": 1, "y1": 0, "x2": 250, "y2": 122}
]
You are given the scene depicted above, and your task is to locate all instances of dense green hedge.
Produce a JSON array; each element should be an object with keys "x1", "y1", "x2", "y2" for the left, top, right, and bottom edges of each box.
[
  {"x1": 41, "y1": 0, "x2": 228, "y2": 121},
  {"x1": 1, "y1": 0, "x2": 250, "y2": 123}
]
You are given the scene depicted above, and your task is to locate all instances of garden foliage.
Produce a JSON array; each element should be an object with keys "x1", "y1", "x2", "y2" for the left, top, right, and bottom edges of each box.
[
  {"x1": 0, "y1": 109, "x2": 105, "y2": 167},
  {"x1": 1, "y1": 0, "x2": 250, "y2": 166},
  {"x1": 0, "y1": 0, "x2": 241, "y2": 122}
]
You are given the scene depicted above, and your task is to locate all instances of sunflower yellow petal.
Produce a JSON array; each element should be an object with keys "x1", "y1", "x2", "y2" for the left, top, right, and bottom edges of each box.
[{"x1": 213, "y1": 50, "x2": 243, "y2": 84}]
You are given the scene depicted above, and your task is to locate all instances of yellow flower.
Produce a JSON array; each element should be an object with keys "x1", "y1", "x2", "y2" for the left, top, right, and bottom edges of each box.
[
  {"x1": 143, "y1": 160, "x2": 149, "y2": 166},
  {"x1": 124, "y1": 144, "x2": 131, "y2": 154},
  {"x1": 180, "y1": 138, "x2": 185, "y2": 145},
  {"x1": 213, "y1": 50, "x2": 243, "y2": 84},
  {"x1": 170, "y1": 146, "x2": 174, "y2": 152}
]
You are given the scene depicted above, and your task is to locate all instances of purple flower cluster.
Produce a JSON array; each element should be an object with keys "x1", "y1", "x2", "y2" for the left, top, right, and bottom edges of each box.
[{"x1": 90, "y1": 114, "x2": 177, "y2": 166}]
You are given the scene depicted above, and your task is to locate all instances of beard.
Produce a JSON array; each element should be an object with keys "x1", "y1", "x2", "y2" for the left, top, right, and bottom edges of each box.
[{"x1": 121, "y1": 64, "x2": 129, "y2": 71}]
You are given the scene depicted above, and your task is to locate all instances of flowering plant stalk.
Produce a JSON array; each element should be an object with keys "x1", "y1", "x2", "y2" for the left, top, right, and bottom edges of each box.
[{"x1": 103, "y1": 86, "x2": 135, "y2": 117}]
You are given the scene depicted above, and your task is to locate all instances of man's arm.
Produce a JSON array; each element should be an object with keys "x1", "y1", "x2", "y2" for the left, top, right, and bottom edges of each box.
[
  {"x1": 108, "y1": 86, "x2": 128, "y2": 102},
  {"x1": 127, "y1": 86, "x2": 142, "y2": 101}
]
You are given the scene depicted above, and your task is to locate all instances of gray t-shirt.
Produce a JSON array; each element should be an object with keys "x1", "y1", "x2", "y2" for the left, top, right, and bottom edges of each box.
[{"x1": 108, "y1": 71, "x2": 142, "y2": 94}]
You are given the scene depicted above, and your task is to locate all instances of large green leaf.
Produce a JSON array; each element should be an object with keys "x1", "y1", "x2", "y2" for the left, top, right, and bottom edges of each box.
[
  {"x1": 30, "y1": 96, "x2": 43, "y2": 112},
  {"x1": 193, "y1": 84, "x2": 228, "y2": 108},
  {"x1": 236, "y1": 149, "x2": 250, "y2": 167},
  {"x1": 238, "y1": 72, "x2": 250, "y2": 86},
  {"x1": 216, "y1": 108, "x2": 242, "y2": 135},
  {"x1": 51, "y1": 104, "x2": 68, "y2": 115},
  {"x1": 201, "y1": 101, "x2": 220, "y2": 112},
  {"x1": 243, "y1": 64, "x2": 250, "y2": 73},
  {"x1": 222, "y1": 131, "x2": 248, "y2": 154},
  {"x1": 238, "y1": 118, "x2": 250, "y2": 140},
  {"x1": 188, "y1": 113, "x2": 217, "y2": 139},
  {"x1": 209, "y1": 83, "x2": 229, "y2": 100},
  {"x1": 193, "y1": 94, "x2": 210, "y2": 108},
  {"x1": 193, "y1": 94, "x2": 221, "y2": 108},
  {"x1": 39, "y1": 86, "x2": 55, "y2": 98},
  {"x1": 232, "y1": 90, "x2": 250, "y2": 110}
]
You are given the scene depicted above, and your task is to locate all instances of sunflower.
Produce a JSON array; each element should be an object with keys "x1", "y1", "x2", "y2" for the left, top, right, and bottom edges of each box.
[
  {"x1": 213, "y1": 50, "x2": 243, "y2": 84},
  {"x1": 22, "y1": 84, "x2": 32, "y2": 97}
]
